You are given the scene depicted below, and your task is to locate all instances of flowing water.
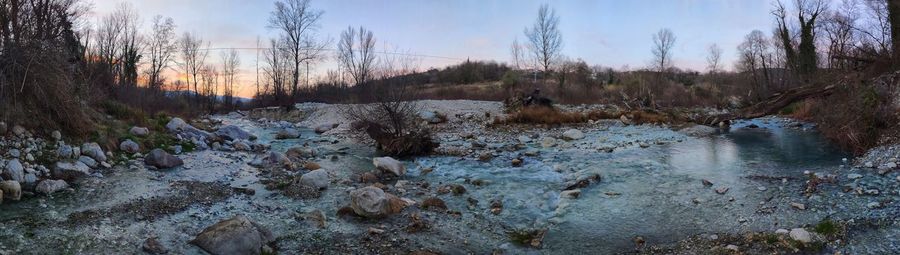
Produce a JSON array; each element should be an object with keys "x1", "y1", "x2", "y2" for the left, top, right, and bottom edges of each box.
[{"x1": 2, "y1": 115, "x2": 897, "y2": 254}]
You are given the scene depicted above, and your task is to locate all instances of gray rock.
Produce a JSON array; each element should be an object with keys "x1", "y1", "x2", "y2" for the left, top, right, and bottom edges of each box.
[
  {"x1": 373, "y1": 157, "x2": 405, "y2": 176},
  {"x1": 51, "y1": 130, "x2": 62, "y2": 140},
  {"x1": 129, "y1": 126, "x2": 150, "y2": 137},
  {"x1": 53, "y1": 160, "x2": 91, "y2": 181},
  {"x1": 166, "y1": 118, "x2": 212, "y2": 142},
  {"x1": 4, "y1": 159, "x2": 24, "y2": 183},
  {"x1": 517, "y1": 135, "x2": 533, "y2": 143},
  {"x1": 11, "y1": 125, "x2": 26, "y2": 137},
  {"x1": 81, "y1": 142, "x2": 107, "y2": 162},
  {"x1": 23, "y1": 173, "x2": 37, "y2": 184},
  {"x1": 275, "y1": 128, "x2": 300, "y2": 139},
  {"x1": 78, "y1": 155, "x2": 98, "y2": 168},
  {"x1": 847, "y1": 173, "x2": 863, "y2": 179},
  {"x1": 8, "y1": 149, "x2": 20, "y2": 158},
  {"x1": 190, "y1": 215, "x2": 274, "y2": 255},
  {"x1": 35, "y1": 179, "x2": 68, "y2": 195},
  {"x1": 233, "y1": 141, "x2": 251, "y2": 151},
  {"x1": 314, "y1": 123, "x2": 338, "y2": 134},
  {"x1": 562, "y1": 129, "x2": 585, "y2": 140},
  {"x1": 0, "y1": 181, "x2": 21, "y2": 201},
  {"x1": 144, "y1": 149, "x2": 184, "y2": 169},
  {"x1": 299, "y1": 169, "x2": 329, "y2": 190},
  {"x1": 120, "y1": 139, "x2": 141, "y2": 153},
  {"x1": 789, "y1": 228, "x2": 812, "y2": 243},
  {"x1": 350, "y1": 186, "x2": 391, "y2": 218},
  {"x1": 541, "y1": 137, "x2": 557, "y2": 148},
  {"x1": 286, "y1": 147, "x2": 317, "y2": 159},
  {"x1": 215, "y1": 125, "x2": 256, "y2": 141}
]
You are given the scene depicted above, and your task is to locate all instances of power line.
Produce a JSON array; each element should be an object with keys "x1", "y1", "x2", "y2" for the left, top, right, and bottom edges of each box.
[{"x1": 178, "y1": 47, "x2": 465, "y2": 61}]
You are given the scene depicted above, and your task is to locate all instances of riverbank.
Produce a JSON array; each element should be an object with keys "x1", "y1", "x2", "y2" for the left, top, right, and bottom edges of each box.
[{"x1": 0, "y1": 100, "x2": 897, "y2": 254}]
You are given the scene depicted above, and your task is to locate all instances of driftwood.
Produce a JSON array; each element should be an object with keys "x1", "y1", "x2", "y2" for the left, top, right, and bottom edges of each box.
[{"x1": 699, "y1": 84, "x2": 836, "y2": 126}]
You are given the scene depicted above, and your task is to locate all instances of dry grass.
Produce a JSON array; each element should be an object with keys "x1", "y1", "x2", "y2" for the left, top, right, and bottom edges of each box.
[{"x1": 494, "y1": 106, "x2": 675, "y2": 126}]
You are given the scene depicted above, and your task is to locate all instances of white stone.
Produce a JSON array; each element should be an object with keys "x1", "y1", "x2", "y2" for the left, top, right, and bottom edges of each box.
[
  {"x1": 847, "y1": 173, "x2": 863, "y2": 179},
  {"x1": 775, "y1": 229, "x2": 789, "y2": 235},
  {"x1": 789, "y1": 228, "x2": 812, "y2": 243},
  {"x1": 562, "y1": 129, "x2": 585, "y2": 140},
  {"x1": 299, "y1": 169, "x2": 329, "y2": 190},
  {"x1": 373, "y1": 157, "x2": 406, "y2": 176}
]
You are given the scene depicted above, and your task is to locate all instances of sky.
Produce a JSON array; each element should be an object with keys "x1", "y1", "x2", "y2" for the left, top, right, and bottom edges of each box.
[{"x1": 89, "y1": 0, "x2": 778, "y2": 98}]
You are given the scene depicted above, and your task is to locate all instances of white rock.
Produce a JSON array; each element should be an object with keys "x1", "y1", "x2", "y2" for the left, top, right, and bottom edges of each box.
[
  {"x1": 129, "y1": 126, "x2": 150, "y2": 137},
  {"x1": 373, "y1": 157, "x2": 406, "y2": 176},
  {"x1": 81, "y1": 142, "x2": 107, "y2": 162},
  {"x1": 847, "y1": 173, "x2": 863, "y2": 179},
  {"x1": 541, "y1": 137, "x2": 557, "y2": 148},
  {"x1": 53, "y1": 160, "x2": 91, "y2": 180},
  {"x1": 120, "y1": 139, "x2": 141, "y2": 153},
  {"x1": 51, "y1": 130, "x2": 62, "y2": 140},
  {"x1": 775, "y1": 229, "x2": 790, "y2": 235},
  {"x1": 78, "y1": 155, "x2": 98, "y2": 168},
  {"x1": 299, "y1": 169, "x2": 329, "y2": 190},
  {"x1": 789, "y1": 228, "x2": 812, "y2": 243},
  {"x1": 3, "y1": 159, "x2": 25, "y2": 183},
  {"x1": 517, "y1": 135, "x2": 532, "y2": 143},
  {"x1": 36, "y1": 180, "x2": 69, "y2": 195},
  {"x1": 725, "y1": 244, "x2": 739, "y2": 251},
  {"x1": 867, "y1": 201, "x2": 882, "y2": 209},
  {"x1": 562, "y1": 129, "x2": 585, "y2": 140},
  {"x1": 350, "y1": 186, "x2": 392, "y2": 218}
]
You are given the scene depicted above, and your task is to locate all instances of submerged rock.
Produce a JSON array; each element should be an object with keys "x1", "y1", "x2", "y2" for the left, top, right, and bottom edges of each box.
[
  {"x1": 373, "y1": 157, "x2": 406, "y2": 176},
  {"x1": 562, "y1": 129, "x2": 585, "y2": 140},
  {"x1": 144, "y1": 149, "x2": 184, "y2": 169},
  {"x1": 36, "y1": 179, "x2": 68, "y2": 195},
  {"x1": 0, "y1": 181, "x2": 21, "y2": 201},
  {"x1": 190, "y1": 215, "x2": 274, "y2": 255}
]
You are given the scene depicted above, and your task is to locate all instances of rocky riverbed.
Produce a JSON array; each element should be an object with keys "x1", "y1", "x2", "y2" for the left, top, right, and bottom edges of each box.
[{"x1": 0, "y1": 100, "x2": 898, "y2": 254}]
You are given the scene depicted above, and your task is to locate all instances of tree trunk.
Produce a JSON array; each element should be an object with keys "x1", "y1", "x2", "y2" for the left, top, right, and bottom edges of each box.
[{"x1": 890, "y1": 0, "x2": 900, "y2": 69}]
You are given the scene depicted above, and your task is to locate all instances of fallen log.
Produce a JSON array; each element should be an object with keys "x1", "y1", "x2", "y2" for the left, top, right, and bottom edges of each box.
[{"x1": 700, "y1": 84, "x2": 836, "y2": 126}]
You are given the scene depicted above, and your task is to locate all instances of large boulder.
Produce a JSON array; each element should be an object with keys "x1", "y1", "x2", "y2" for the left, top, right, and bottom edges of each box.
[
  {"x1": 299, "y1": 169, "x2": 329, "y2": 190},
  {"x1": 0, "y1": 181, "x2": 21, "y2": 201},
  {"x1": 120, "y1": 139, "x2": 141, "y2": 153},
  {"x1": 81, "y1": 142, "x2": 107, "y2": 162},
  {"x1": 36, "y1": 179, "x2": 69, "y2": 195},
  {"x1": 190, "y1": 215, "x2": 274, "y2": 255},
  {"x1": 350, "y1": 186, "x2": 391, "y2": 218},
  {"x1": 275, "y1": 128, "x2": 300, "y2": 139},
  {"x1": 145, "y1": 149, "x2": 184, "y2": 169},
  {"x1": 3, "y1": 159, "x2": 25, "y2": 183},
  {"x1": 562, "y1": 129, "x2": 585, "y2": 140},
  {"x1": 129, "y1": 126, "x2": 150, "y2": 137},
  {"x1": 215, "y1": 125, "x2": 256, "y2": 141},
  {"x1": 53, "y1": 160, "x2": 91, "y2": 181},
  {"x1": 314, "y1": 123, "x2": 338, "y2": 134},
  {"x1": 373, "y1": 157, "x2": 405, "y2": 176}
]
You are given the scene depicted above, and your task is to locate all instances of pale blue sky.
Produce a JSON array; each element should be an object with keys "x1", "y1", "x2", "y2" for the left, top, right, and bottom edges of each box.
[{"x1": 90, "y1": 0, "x2": 779, "y2": 96}]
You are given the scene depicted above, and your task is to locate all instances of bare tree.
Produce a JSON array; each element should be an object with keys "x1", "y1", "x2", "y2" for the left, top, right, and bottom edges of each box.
[
  {"x1": 221, "y1": 49, "x2": 240, "y2": 109},
  {"x1": 145, "y1": 15, "x2": 177, "y2": 91},
  {"x1": 178, "y1": 32, "x2": 208, "y2": 104},
  {"x1": 823, "y1": 0, "x2": 857, "y2": 69},
  {"x1": 117, "y1": 3, "x2": 141, "y2": 88},
  {"x1": 510, "y1": 38, "x2": 526, "y2": 70},
  {"x1": 737, "y1": 30, "x2": 775, "y2": 100},
  {"x1": 268, "y1": 0, "x2": 324, "y2": 99},
  {"x1": 889, "y1": 0, "x2": 900, "y2": 68},
  {"x1": 706, "y1": 43, "x2": 723, "y2": 73},
  {"x1": 652, "y1": 28, "x2": 676, "y2": 72},
  {"x1": 263, "y1": 38, "x2": 291, "y2": 104},
  {"x1": 524, "y1": 3, "x2": 563, "y2": 73},
  {"x1": 336, "y1": 26, "x2": 377, "y2": 86}
]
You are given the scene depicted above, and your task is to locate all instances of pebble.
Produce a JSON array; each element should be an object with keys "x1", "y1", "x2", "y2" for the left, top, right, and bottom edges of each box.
[
  {"x1": 789, "y1": 228, "x2": 812, "y2": 243},
  {"x1": 757, "y1": 186, "x2": 767, "y2": 191},
  {"x1": 866, "y1": 201, "x2": 881, "y2": 209},
  {"x1": 790, "y1": 202, "x2": 806, "y2": 210},
  {"x1": 847, "y1": 173, "x2": 863, "y2": 179},
  {"x1": 725, "y1": 244, "x2": 739, "y2": 251}
]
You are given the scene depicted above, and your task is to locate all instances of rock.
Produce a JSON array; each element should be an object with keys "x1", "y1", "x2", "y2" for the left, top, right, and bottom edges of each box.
[
  {"x1": 35, "y1": 179, "x2": 68, "y2": 195},
  {"x1": 619, "y1": 115, "x2": 632, "y2": 125},
  {"x1": 725, "y1": 244, "x2": 739, "y2": 251},
  {"x1": 511, "y1": 158, "x2": 523, "y2": 167},
  {"x1": 130, "y1": 126, "x2": 150, "y2": 137},
  {"x1": 166, "y1": 118, "x2": 212, "y2": 142},
  {"x1": 517, "y1": 135, "x2": 532, "y2": 143},
  {"x1": 78, "y1": 155, "x2": 99, "y2": 168},
  {"x1": 368, "y1": 227, "x2": 385, "y2": 235},
  {"x1": 8, "y1": 149, "x2": 20, "y2": 158},
  {"x1": 300, "y1": 210, "x2": 327, "y2": 228},
  {"x1": 53, "y1": 160, "x2": 91, "y2": 181},
  {"x1": 715, "y1": 187, "x2": 729, "y2": 194},
  {"x1": 275, "y1": 128, "x2": 300, "y2": 139},
  {"x1": 775, "y1": 229, "x2": 790, "y2": 235},
  {"x1": 679, "y1": 125, "x2": 718, "y2": 137},
  {"x1": 701, "y1": 179, "x2": 713, "y2": 186},
  {"x1": 233, "y1": 141, "x2": 251, "y2": 151},
  {"x1": 190, "y1": 215, "x2": 274, "y2": 255},
  {"x1": 81, "y1": 142, "x2": 107, "y2": 162},
  {"x1": 51, "y1": 130, "x2": 62, "y2": 140},
  {"x1": 562, "y1": 129, "x2": 585, "y2": 140},
  {"x1": 478, "y1": 152, "x2": 494, "y2": 162},
  {"x1": 4, "y1": 159, "x2": 24, "y2": 183},
  {"x1": 560, "y1": 189, "x2": 581, "y2": 199},
  {"x1": 790, "y1": 202, "x2": 806, "y2": 210},
  {"x1": 286, "y1": 147, "x2": 317, "y2": 159},
  {"x1": 299, "y1": 169, "x2": 329, "y2": 190},
  {"x1": 789, "y1": 228, "x2": 812, "y2": 243},
  {"x1": 144, "y1": 149, "x2": 184, "y2": 169},
  {"x1": 419, "y1": 111, "x2": 446, "y2": 124},
  {"x1": 0, "y1": 122, "x2": 6, "y2": 134},
  {"x1": 314, "y1": 123, "x2": 338, "y2": 134},
  {"x1": 0, "y1": 181, "x2": 21, "y2": 201},
  {"x1": 215, "y1": 125, "x2": 256, "y2": 141},
  {"x1": 23, "y1": 173, "x2": 37, "y2": 184},
  {"x1": 142, "y1": 237, "x2": 168, "y2": 254},
  {"x1": 541, "y1": 137, "x2": 557, "y2": 148},
  {"x1": 373, "y1": 157, "x2": 405, "y2": 176},
  {"x1": 350, "y1": 186, "x2": 391, "y2": 218},
  {"x1": 57, "y1": 144, "x2": 74, "y2": 159},
  {"x1": 11, "y1": 125, "x2": 26, "y2": 137},
  {"x1": 888, "y1": 162, "x2": 898, "y2": 169},
  {"x1": 867, "y1": 201, "x2": 882, "y2": 209},
  {"x1": 421, "y1": 197, "x2": 448, "y2": 211},
  {"x1": 120, "y1": 139, "x2": 141, "y2": 153},
  {"x1": 847, "y1": 173, "x2": 863, "y2": 179},
  {"x1": 257, "y1": 151, "x2": 290, "y2": 167}
]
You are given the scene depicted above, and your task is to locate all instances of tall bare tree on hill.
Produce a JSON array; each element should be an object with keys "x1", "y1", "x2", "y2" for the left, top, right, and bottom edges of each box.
[
  {"x1": 336, "y1": 26, "x2": 377, "y2": 86},
  {"x1": 268, "y1": 0, "x2": 325, "y2": 100},
  {"x1": 145, "y1": 15, "x2": 177, "y2": 91},
  {"x1": 525, "y1": 4, "x2": 562, "y2": 73}
]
